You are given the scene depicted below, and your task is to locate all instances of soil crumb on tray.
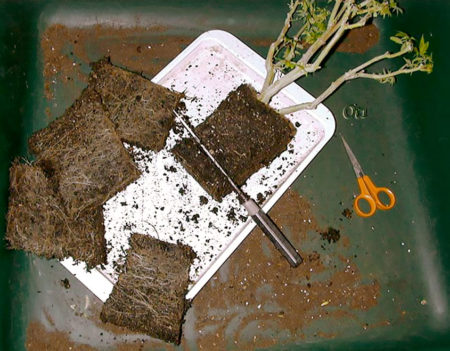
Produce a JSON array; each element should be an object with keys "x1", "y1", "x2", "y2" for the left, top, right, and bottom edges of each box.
[
  {"x1": 320, "y1": 227, "x2": 341, "y2": 243},
  {"x1": 6, "y1": 162, "x2": 106, "y2": 268},
  {"x1": 100, "y1": 234, "x2": 196, "y2": 344},
  {"x1": 89, "y1": 58, "x2": 184, "y2": 151},
  {"x1": 342, "y1": 208, "x2": 353, "y2": 219},
  {"x1": 28, "y1": 87, "x2": 141, "y2": 218},
  {"x1": 172, "y1": 84, "x2": 296, "y2": 201}
]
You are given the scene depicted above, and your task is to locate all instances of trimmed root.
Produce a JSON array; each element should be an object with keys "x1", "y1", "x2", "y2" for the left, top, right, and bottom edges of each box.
[{"x1": 100, "y1": 234, "x2": 196, "y2": 344}]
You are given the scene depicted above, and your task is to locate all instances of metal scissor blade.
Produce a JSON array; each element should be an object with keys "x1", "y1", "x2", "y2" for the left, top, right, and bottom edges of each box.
[{"x1": 340, "y1": 135, "x2": 364, "y2": 178}]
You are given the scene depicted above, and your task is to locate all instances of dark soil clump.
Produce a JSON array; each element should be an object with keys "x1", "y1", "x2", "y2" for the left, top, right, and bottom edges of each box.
[
  {"x1": 320, "y1": 227, "x2": 341, "y2": 243},
  {"x1": 171, "y1": 84, "x2": 296, "y2": 201},
  {"x1": 5, "y1": 162, "x2": 106, "y2": 268},
  {"x1": 28, "y1": 87, "x2": 140, "y2": 218},
  {"x1": 100, "y1": 234, "x2": 196, "y2": 344},
  {"x1": 199, "y1": 195, "x2": 208, "y2": 205},
  {"x1": 89, "y1": 58, "x2": 183, "y2": 151},
  {"x1": 60, "y1": 278, "x2": 71, "y2": 289},
  {"x1": 342, "y1": 208, "x2": 352, "y2": 219}
]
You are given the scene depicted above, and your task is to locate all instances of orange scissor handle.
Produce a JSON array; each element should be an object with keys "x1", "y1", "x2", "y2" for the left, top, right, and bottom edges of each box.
[
  {"x1": 354, "y1": 175, "x2": 396, "y2": 217},
  {"x1": 354, "y1": 191, "x2": 377, "y2": 217}
]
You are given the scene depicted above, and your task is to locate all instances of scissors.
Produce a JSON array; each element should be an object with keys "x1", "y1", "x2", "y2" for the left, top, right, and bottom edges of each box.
[{"x1": 340, "y1": 135, "x2": 396, "y2": 217}]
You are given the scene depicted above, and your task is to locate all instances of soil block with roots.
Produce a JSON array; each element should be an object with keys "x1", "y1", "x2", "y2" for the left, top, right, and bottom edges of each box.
[
  {"x1": 5, "y1": 162, "x2": 106, "y2": 268},
  {"x1": 171, "y1": 84, "x2": 296, "y2": 201},
  {"x1": 28, "y1": 87, "x2": 141, "y2": 218},
  {"x1": 89, "y1": 58, "x2": 184, "y2": 151},
  {"x1": 100, "y1": 234, "x2": 196, "y2": 344}
]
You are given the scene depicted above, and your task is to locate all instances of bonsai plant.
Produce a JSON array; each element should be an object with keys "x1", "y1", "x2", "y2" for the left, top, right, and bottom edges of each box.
[
  {"x1": 259, "y1": 0, "x2": 433, "y2": 113},
  {"x1": 172, "y1": 0, "x2": 433, "y2": 202}
]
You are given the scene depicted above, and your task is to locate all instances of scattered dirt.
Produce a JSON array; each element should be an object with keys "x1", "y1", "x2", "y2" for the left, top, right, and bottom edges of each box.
[
  {"x1": 172, "y1": 84, "x2": 296, "y2": 201},
  {"x1": 40, "y1": 22, "x2": 379, "y2": 120},
  {"x1": 190, "y1": 189, "x2": 380, "y2": 350},
  {"x1": 41, "y1": 24, "x2": 192, "y2": 104},
  {"x1": 89, "y1": 58, "x2": 183, "y2": 151},
  {"x1": 26, "y1": 321, "x2": 97, "y2": 351},
  {"x1": 320, "y1": 227, "x2": 341, "y2": 243},
  {"x1": 100, "y1": 234, "x2": 196, "y2": 344},
  {"x1": 36, "y1": 22, "x2": 382, "y2": 350},
  {"x1": 26, "y1": 321, "x2": 170, "y2": 351},
  {"x1": 342, "y1": 208, "x2": 353, "y2": 219},
  {"x1": 199, "y1": 195, "x2": 209, "y2": 206}
]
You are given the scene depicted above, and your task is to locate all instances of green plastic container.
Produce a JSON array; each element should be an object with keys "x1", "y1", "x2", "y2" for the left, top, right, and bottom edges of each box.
[{"x1": 1, "y1": 0, "x2": 449, "y2": 350}]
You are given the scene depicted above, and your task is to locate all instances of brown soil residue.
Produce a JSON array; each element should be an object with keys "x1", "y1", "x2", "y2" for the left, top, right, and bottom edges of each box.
[
  {"x1": 26, "y1": 321, "x2": 97, "y2": 351},
  {"x1": 190, "y1": 188, "x2": 380, "y2": 350},
  {"x1": 41, "y1": 22, "x2": 378, "y2": 117},
  {"x1": 26, "y1": 321, "x2": 173, "y2": 351},
  {"x1": 41, "y1": 24, "x2": 192, "y2": 102},
  {"x1": 337, "y1": 23, "x2": 380, "y2": 54}
]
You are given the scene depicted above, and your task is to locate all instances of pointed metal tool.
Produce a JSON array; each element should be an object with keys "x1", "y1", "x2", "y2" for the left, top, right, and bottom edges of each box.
[{"x1": 174, "y1": 111, "x2": 303, "y2": 267}]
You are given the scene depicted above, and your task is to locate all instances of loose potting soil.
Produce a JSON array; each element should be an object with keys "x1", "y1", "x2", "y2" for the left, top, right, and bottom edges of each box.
[
  {"x1": 100, "y1": 234, "x2": 196, "y2": 344},
  {"x1": 28, "y1": 87, "x2": 141, "y2": 218},
  {"x1": 89, "y1": 58, "x2": 183, "y2": 151},
  {"x1": 5, "y1": 162, "x2": 106, "y2": 268},
  {"x1": 171, "y1": 84, "x2": 296, "y2": 201}
]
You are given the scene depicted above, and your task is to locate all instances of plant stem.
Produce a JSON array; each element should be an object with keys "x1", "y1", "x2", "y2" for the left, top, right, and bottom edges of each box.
[
  {"x1": 310, "y1": 8, "x2": 352, "y2": 68},
  {"x1": 261, "y1": 0, "x2": 301, "y2": 93},
  {"x1": 284, "y1": 23, "x2": 308, "y2": 62},
  {"x1": 354, "y1": 66, "x2": 424, "y2": 80},
  {"x1": 328, "y1": 0, "x2": 343, "y2": 28},
  {"x1": 278, "y1": 72, "x2": 350, "y2": 114},
  {"x1": 278, "y1": 48, "x2": 413, "y2": 114},
  {"x1": 259, "y1": 3, "x2": 352, "y2": 104},
  {"x1": 259, "y1": 66, "x2": 306, "y2": 104},
  {"x1": 344, "y1": 13, "x2": 370, "y2": 30}
]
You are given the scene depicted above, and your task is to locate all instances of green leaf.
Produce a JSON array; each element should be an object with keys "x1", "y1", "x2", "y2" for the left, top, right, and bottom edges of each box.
[
  {"x1": 285, "y1": 61, "x2": 296, "y2": 69},
  {"x1": 396, "y1": 31, "x2": 409, "y2": 39},
  {"x1": 419, "y1": 35, "x2": 429, "y2": 56},
  {"x1": 390, "y1": 36, "x2": 403, "y2": 44}
]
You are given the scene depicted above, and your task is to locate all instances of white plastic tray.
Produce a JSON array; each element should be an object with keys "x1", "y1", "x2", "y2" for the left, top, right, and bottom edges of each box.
[{"x1": 61, "y1": 30, "x2": 335, "y2": 302}]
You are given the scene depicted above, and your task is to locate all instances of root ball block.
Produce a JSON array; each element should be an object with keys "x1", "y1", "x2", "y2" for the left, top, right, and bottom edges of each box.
[
  {"x1": 28, "y1": 88, "x2": 141, "y2": 218},
  {"x1": 100, "y1": 234, "x2": 196, "y2": 344},
  {"x1": 89, "y1": 58, "x2": 183, "y2": 151},
  {"x1": 171, "y1": 84, "x2": 296, "y2": 201},
  {"x1": 6, "y1": 162, "x2": 106, "y2": 268}
]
